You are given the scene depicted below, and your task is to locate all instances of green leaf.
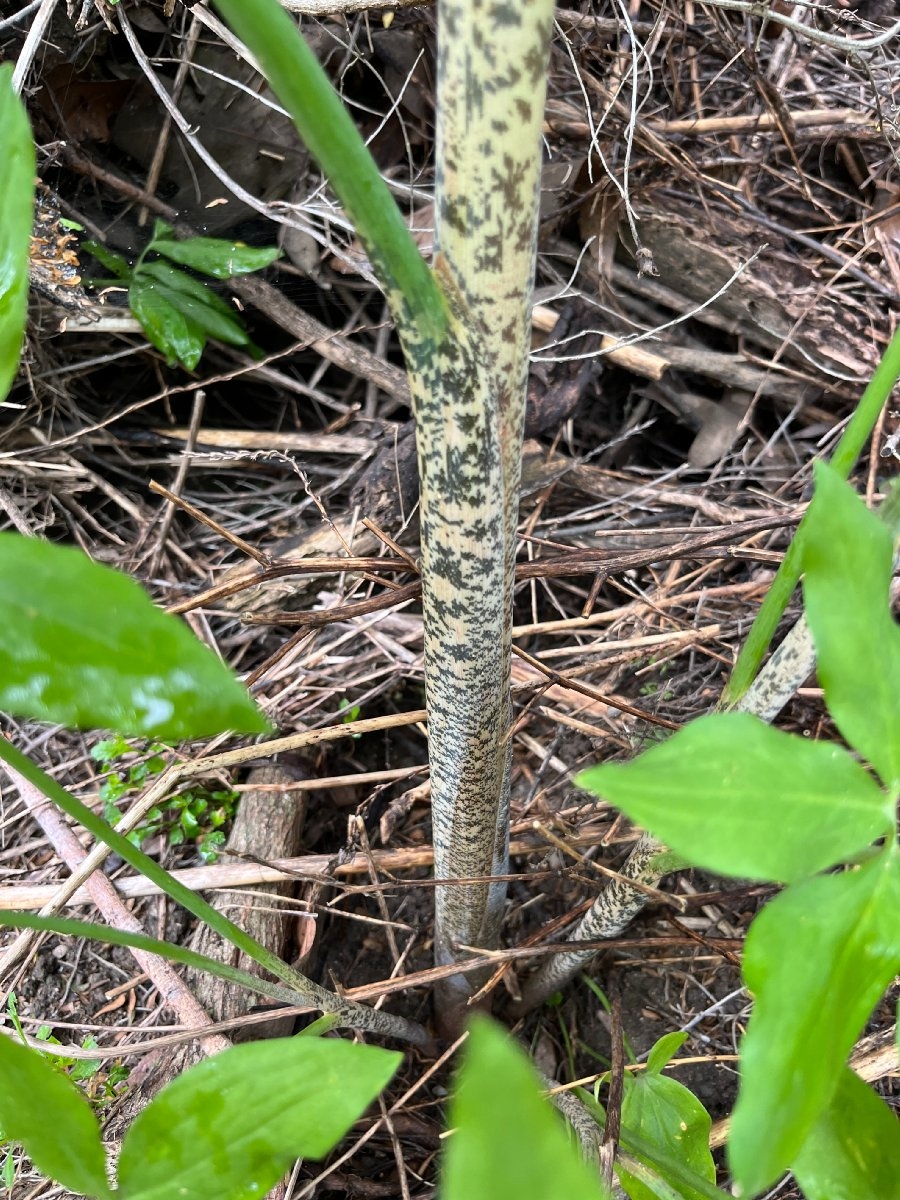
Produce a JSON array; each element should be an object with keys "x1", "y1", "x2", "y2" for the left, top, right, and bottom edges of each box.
[
  {"x1": 442, "y1": 1017, "x2": 611, "y2": 1200},
  {"x1": 117, "y1": 1037, "x2": 399, "y2": 1200},
  {"x1": 0, "y1": 534, "x2": 270, "y2": 738},
  {"x1": 577, "y1": 713, "x2": 891, "y2": 884},
  {"x1": 791, "y1": 1067, "x2": 900, "y2": 1200},
  {"x1": 802, "y1": 463, "x2": 900, "y2": 791},
  {"x1": 0, "y1": 1034, "x2": 112, "y2": 1199},
  {"x1": 142, "y1": 279, "x2": 252, "y2": 349},
  {"x1": 138, "y1": 258, "x2": 249, "y2": 328},
  {"x1": 646, "y1": 1033, "x2": 688, "y2": 1076},
  {"x1": 90, "y1": 735, "x2": 130, "y2": 764},
  {"x1": 729, "y1": 849, "x2": 900, "y2": 1196},
  {"x1": 129, "y1": 277, "x2": 205, "y2": 370},
  {"x1": 617, "y1": 1063, "x2": 715, "y2": 1200},
  {"x1": 0, "y1": 65, "x2": 36, "y2": 404},
  {"x1": 150, "y1": 235, "x2": 279, "y2": 279},
  {"x1": 82, "y1": 239, "x2": 132, "y2": 280}
]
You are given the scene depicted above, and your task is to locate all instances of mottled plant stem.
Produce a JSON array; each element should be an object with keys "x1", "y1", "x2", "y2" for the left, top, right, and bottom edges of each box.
[
  {"x1": 400, "y1": 0, "x2": 554, "y2": 1031},
  {"x1": 209, "y1": 0, "x2": 555, "y2": 1033},
  {"x1": 511, "y1": 834, "x2": 669, "y2": 1016}
]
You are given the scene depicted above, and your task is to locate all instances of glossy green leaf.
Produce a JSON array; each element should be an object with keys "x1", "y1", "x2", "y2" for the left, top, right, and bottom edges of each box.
[
  {"x1": 151, "y1": 234, "x2": 279, "y2": 279},
  {"x1": 144, "y1": 279, "x2": 252, "y2": 348},
  {"x1": 129, "y1": 278, "x2": 205, "y2": 370},
  {"x1": 577, "y1": 713, "x2": 891, "y2": 884},
  {"x1": 729, "y1": 849, "x2": 900, "y2": 1196},
  {"x1": 82, "y1": 239, "x2": 131, "y2": 280},
  {"x1": 442, "y1": 1017, "x2": 611, "y2": 1200},
  {"x1": 616, "y1": 1138, "x2": 723, "y2": 1200},
  {"x1": 791, "y1": 1067, "x2": 900, "y2": 1200},
  {"x1": 0, "y1": 66, "x2": 36, "y2": 404},
  {"x1": 0, "y1": 1034, "x2": 112, "y2": 1199},
  {"x1": 802, "y1": 463, "x2": 900, "y2": 791},
  {"x1": 578, "y1": 1089, "x2": 722, "y2": 1200},
  {"x1": 617, "y1": 1061, "x2": 715, "y2": 1200},
  {"x1": 138, "y1": 257, "x2": 248, "y2": 325},
  {"x1": 0, "y1": 534, "x2": 270, "y2": 737},
  {"x1": 117, "y1": 1038, "x2": 400, "y2": 1200}
]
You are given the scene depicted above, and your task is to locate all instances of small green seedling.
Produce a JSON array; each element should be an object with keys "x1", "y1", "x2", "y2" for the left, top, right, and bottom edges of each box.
[
  {"x1": 92, "y1": 738, "x2": 238, "y2": 863},
  {"x1": 574, "y1": 1029, "x2": 718, "y2": 1200},
  {"x1": 338, "y1": 698, "x2": 363, "y2": 738},
  {"x1": 85, "y1": 220, "x2": 279, "y2": 370},
  {"x1": 144, "y1": 784, "x2": 236, "y2": 863},
  {"x1": 579, "y1": 464, "x2": 900, "y2": 1198}
]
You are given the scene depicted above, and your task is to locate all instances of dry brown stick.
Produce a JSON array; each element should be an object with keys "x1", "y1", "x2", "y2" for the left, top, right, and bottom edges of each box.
[
  {"x1": 600, "y1": 979, "x2": 625, "y2": 1192},
  {"x1": 242, "y1": 581, "x2": 422, "y2": 627},
  {"x1": 232, "y1": 513, "x2": 797, "y2": 630},
  {"x1": 151, "y1": 426, "x2": 375, "y2": 457},
  {"x1": 232, "y1": 275, "x2": 411, "y2": 407},
  {"x1": 513, "y1": 579, "x2": 765, "y2": 637},
  {"x1": 0, "y1": 769, "x2": 231, "y2": 1055},
  {"x1": 147, "y1": 389, "x2": 206, "y2": 575},
  {"x1": 150, "y1": 479, "x2": 271, "y2": 566},
  {"x1": 138, "y1": 13, "x2": 202, "y2": 226},
  {"x1": 516, "y1": 511, "x2": 801, "y2": 582},
  {"x1": 10, "y1": 0, "x2": 58, "y2": 92},
  {"x1": 649, "y1": 106, "x2": 874, "y2": 137},
  {"x1": 181, "y1": 709, "x2": 430, "y2": 778},
  {"x1": 0, "y1": 827, "x2": 603, "y2": 911},
  {"x1": 512, "y1": 646, "x2": 680, "y2": 732},
  {"x1": 166, "y1": 553, "x2": 414, "y2": 614}
]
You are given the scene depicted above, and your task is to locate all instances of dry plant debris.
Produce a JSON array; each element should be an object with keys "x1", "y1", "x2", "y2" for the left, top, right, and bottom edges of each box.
[{"x1": 1, "y1": 2, "x2": 898, "y2": 1198}]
